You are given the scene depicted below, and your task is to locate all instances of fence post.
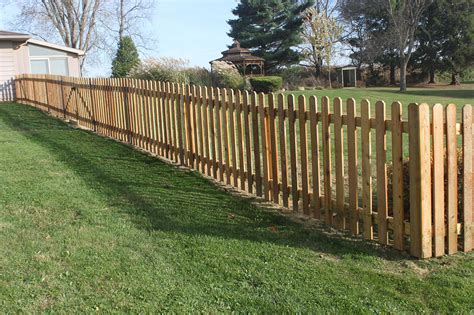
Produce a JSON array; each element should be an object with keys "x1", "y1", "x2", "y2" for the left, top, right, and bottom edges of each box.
[
  {"x1": 88, "y1": 78, "x2": 97, "y2": 132},
  {"x1": 462, "y1": 105, "x2": 473, "y2": 252},
  {"x1": 13, "y1": 76, "x2": 19, "y2": 102},
  {"x1": 32, "y1": 75, "x2": 37, "y2": 108},
  {"x1": 408, "y1": 103, "x2": 432, "y2": 258},
  {"x1": 60, "y1": 77, "x2": 66, "y2": 118},
  {"x1": 123, "y1": 79, "x2": 132, "y2": 144},
  {"x1": 44, "y1": 75, "x2": 50, "y2": 113}
]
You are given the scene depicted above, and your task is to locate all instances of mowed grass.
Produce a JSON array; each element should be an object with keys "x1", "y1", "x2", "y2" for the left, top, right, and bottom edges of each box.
[
  {"x1": 288, "y1": 84, "x2": 474, "y2": 118},
  {"x1": 0, "y1": 103, "x2": 473, "y2": 313}
]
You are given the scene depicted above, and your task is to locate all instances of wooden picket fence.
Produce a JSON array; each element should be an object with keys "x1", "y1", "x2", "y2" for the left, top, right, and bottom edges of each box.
[{"x1": 14, "y1": 74, "x2": 473, "y2": 258}]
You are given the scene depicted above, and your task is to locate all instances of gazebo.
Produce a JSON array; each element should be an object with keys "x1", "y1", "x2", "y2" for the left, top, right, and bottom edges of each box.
[{"x1": 211, "y1": 40, "x2": 265, "y2": 76}]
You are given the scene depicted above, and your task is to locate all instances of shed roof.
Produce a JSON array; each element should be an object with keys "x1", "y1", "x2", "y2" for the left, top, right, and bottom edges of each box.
[
  {"x1": 28, "y1": 39, "x2": 85, "y2": 56},
  {"x1": 0, "y1": 30, "x2": 31, "y2": 40},
  {"x1": 336, "y1": 65, "x2": 357, "y2": 70}
]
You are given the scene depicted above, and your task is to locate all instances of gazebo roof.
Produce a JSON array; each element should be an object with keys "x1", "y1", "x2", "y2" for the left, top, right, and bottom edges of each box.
[{"x1": 211, "y1": 40, "x2": 264, "y2": 64}]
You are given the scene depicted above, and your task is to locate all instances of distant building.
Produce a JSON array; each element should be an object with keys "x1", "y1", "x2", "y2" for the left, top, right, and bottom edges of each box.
[{"x1": 0, "y1": 30, "x2": 84, "y2": 102}]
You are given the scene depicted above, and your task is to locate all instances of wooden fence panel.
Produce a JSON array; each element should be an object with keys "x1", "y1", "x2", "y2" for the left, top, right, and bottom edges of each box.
[
  {"x1": 391, "y1": 102, "x2": 404, "y2": 250},
  {"x1": 321, "y1": 96, "x2": 331, "y2": 224},
  {"x1": 298, "y1": 95, "x2": 310, "y2": 214},
  {"x1": 446, "y1": 104, "x2": 458, "y2": 255},
  {"x1": 288, "y1": 95, "x2": 298, "y2": 211},
  {"x1": 268, "y1": 94, "x2": 279, "y2": 203},
  {"x1": 462, "y1": 105, "x2": 474, "y2": 252},
  {"x1": 309, "y1": 96, "x2": 321, "y2": 219},
  {"x1": 14, "y1": 74, "x2": 474, "y2": 259},
  {"x1": 376, "y1": 101, "x2": 388, "y2": 245},
  {"x1": 259, "y1": 93, "x2": 270, "y2": 200},
  {"x1": 191, "y1": 86, "x2": 199, "y2": 169},
  {"x1": 361, "y1": 100, "x2": 373, "y2": 240},
  {"x1": 197, "y1": 87, "x2": 205, "y2": 173},
  {"x1": 408, "y1": 103, "x2": 432, "y2": 258},
  {"x1": 251, "y1": 92, "x2": 261, "y2": 196},
  {"x1": 236, "y1": 92, "x2": 245, "y2": 191},
  {"x1": 278, "y1": 94, "x2": 288, "y2": 207},
  {"x1": 229, "y1": 90, "x2": 238, "y2": 187},
  {"x1": 463, "y1": 105, "x2": 473, "y2": 252},
  {"x1": 243, "y1": 91, "x2": 252, "y2": 193},
  {"x1": 432, "y1": 104, "x2": 445, "y2": 256},
  {"x1": 215, "y1": 88, "x2": 223, "y2": 179},
  {"x1": 347, "y1": 98, "x2": 358, "y2": 235},
  {"x1": 333, "y1": 97, "x2": 344, "y2": 228}
]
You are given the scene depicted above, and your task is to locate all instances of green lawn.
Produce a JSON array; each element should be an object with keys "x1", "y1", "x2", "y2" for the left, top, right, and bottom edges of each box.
[
  {"x1": 1, "y1": 103, "x2": 473, "y2": 313},
  {"x1": 288, "y1": 84, "x2": 474, "y2": 118}
]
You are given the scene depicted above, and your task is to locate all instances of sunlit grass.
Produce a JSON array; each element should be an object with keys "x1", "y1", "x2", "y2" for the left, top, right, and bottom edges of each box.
[{"x1": 0, "y1": 103, "x2": 473, "y2": 313}]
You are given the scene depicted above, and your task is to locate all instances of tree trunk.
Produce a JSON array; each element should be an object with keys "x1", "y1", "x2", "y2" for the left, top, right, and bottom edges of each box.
[
  {"x1": 428, "y1": 67, "x2": 435, "y2": 84},
  {"x1": 450, "y1": 72, "x2": 460, "y2": 85},
  {"x1": 328, "y1": 68, "x2": 332, "y2": 88},
  {"x1": 399, "y1": 57, "x2": 408, "y2": 91},
  {"x1": 315, "y1": 59, "x2": 322, "y2": 77},
  {"x1": 389, "y1": 64, "x2": 396, "y2": 85},
  {"x1": 119, "y1": 0, "x2": 125, "y2": 39}
]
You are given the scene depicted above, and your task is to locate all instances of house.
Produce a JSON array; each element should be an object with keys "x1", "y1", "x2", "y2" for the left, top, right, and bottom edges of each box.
[{"x1": 0, "y1": 30, "x2": 84, "y2": 102}]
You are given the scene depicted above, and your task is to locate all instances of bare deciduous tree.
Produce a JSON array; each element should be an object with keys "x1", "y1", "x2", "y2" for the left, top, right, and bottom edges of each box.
[
  {"x1": 102, "y1": 0, "x2": 154, "y2": 41},
  {"x1": 299, "y1": 0, "x2": 342, "y2": 77},
  {"x1": 3, "y1": 0, "x2": 154, "y2": 73},
  {"x1": 385, "y1": 0, "x2": 432, "y2": 91},
  {"x1": 301, "y1": 7, "x2": 343, "y2": 86}
]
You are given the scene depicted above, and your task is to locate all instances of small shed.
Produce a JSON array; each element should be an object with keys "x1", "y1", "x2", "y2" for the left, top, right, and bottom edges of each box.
[
  {"x1": 211, "y1": 40, "x2": 264, "y2": 76},
  {"x1": 336, "y1": 66, "x2": 357, "y2": 88},
  {"x1": 0, "y1": 30, "x2": 84, "y2": 102}
]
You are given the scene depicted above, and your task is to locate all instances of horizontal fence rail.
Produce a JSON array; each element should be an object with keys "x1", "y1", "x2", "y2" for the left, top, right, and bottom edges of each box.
[{"x1": 14, "y1": 74, "x2": 473, "y2": 258}]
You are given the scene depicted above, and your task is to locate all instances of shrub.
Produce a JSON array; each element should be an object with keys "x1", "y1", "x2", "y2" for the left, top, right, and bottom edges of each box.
[
  {"x1": 130, "y1": 58, "x2": 213, "y2": 87},
  {"x1": 111, "y1": 36, "x2": 140, "y2": 78},
  {"x1": 249, "y1": 76, "x2": 283, "y2": 93},
  {"x1": 211, "y1": 61, "x2": 246, "y2": 90},
  {"x1": 281, "y1": 66, "x2": 308, "y2": 90},
  {"x1": 130, "y1": 57, "x2": 187, "y2": 83},
  {"x1": 185, "y1": 67, "x2": 213, "y2": 87}
]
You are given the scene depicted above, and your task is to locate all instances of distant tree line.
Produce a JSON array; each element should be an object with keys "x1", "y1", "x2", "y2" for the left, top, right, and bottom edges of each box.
[{"x1": 228, "y1": 0, "x2": 473, "y2": 90}]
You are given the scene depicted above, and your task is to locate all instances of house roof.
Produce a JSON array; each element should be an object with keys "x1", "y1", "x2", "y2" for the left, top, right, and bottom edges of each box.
[
  {"x1": 0, "y1": 31, "x2": 85, "y2": 56},
  {"x1": 0, "y1": 30, "x2": 31, "y2": 41},
  {"x1": 28, "y1": 39, "x2": 85, "y2": 56}
]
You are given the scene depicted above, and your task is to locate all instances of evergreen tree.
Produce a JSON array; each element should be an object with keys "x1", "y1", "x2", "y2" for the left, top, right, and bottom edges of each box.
[
  {"x1": 410, "y1": 1, "x2": 445, "y2": 84},
  {"x1": 228, "y1": 0, "x2": 314, "y2": 73},
  {"x1": 111, "y1": 36, "x2": 140, "y2": 78},
  {"x1": 341, "y1": 0, "x2": 398, "y2": 85},
  {"x1": 438, "y1": 0, "x2": 473, "y2": 85}
]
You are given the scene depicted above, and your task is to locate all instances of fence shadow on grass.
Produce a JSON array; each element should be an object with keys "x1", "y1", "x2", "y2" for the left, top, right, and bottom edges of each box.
[{"x1": 0, "y1": 103, "x2": 410, "y2": 261}]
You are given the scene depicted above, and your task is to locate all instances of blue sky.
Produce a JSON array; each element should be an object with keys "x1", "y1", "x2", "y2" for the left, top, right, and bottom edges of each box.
[
  {"x1": 151, "y1": 0, "x2": 237, "y2": 67},
  {"x1": 0, "y1": 0, "x2": 348, "y2": 76}
]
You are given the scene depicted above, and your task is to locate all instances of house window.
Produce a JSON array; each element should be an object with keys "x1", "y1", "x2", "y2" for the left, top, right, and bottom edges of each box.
[
  {"x1": 30, "y1": 59, "x2": 49, "y2": 74},
  {"x1": 29, "y1": 44, "x2": 70, "y2": 76},
  {"x1": 30, "y1": 58, "x2": 69, "y2": 76},
  {"x1": 50, "y1": 58, "x2": 69, "y2": 75}
]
